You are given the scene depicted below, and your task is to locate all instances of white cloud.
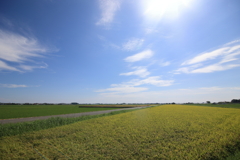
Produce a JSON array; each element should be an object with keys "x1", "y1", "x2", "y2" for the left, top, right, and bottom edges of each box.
[
  {"x1": 128, "y1": 76, "x2": 174, "y2": 87},
  {"x1": 191, "y1": 63, "x2": 240, "y2": 73},
  {"x1": 220, "y1": 46, "x2": 240, "y2": 63},
  {"x1": 96, "y1": 86, "x2": 148, "y2": 94},
  {"x1": 173, "y1": 63, "x2": 202, "y2": 74},
  {"x1": 0, "y1": 30, "x2": 47, "y2": 63},
  {"x1": 96, "y1": 76, "x2": 174, "y2": 95},
  {"x1": 96, "y1": 0, "x2": 121, "y2": 26},
  {"x1": 0, "y1": 29, "x2": 54, "y2": 72},
  {"x1": 159, "y1": 61, "x2": 170, "y2": 66},
  {"x1": 176, "y1": 39, "x2": 240, "y2": 74},
  {"x1": 0, "y1": 60, "x2": 19, "y2": 71},
  {"x1": 19, "y1": 62, "x2": 48, "y2": 71},
  {"x1": 182, "y1": 47, "x2": 229, "y2": 65},
  {"x1": 0, "y1": 84, "x2": 28, "y2": 88},
  {"x1": 122, "y1": 38, "x2": 144, "y2": 51},
  {"x1": 124, "y1": 49, "x2": 154, "y2": 62},
  {"x1": 174, "y1": 67, "x2": 189, "y2": 74},
  {"x1": 224, "y1": 39, "x2": 240, "y2": 46},
  {"x1": 96, "y1": 86, "x2": 240, "y2": 103},
  {"x1": 175, "y1": 62, "x2": 240, "y2": 74},
  {"x1": 120, "y1": 66, "x2": 150, "y2": 78}
]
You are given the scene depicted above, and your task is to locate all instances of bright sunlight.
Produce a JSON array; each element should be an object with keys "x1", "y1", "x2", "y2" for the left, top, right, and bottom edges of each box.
[{"x1": 143, "y1": 0, "x2": 192, "y2": 20}]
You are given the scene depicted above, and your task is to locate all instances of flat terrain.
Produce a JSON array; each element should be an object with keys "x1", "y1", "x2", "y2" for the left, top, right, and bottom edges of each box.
[
  {"x1": 0, "y1": 105, "x2": 144, "y2": 119},
  {"x1": 0, "y1": 107, "x2": 146, "y2": 124},
  {"x1": 1, "y1": 105, "x2": 240, "y2": 159},
  {"x1": 187, "y1": 103, "x2": 240, "y2": 109},
  {"x1": 78, "y1": 104, "x2": 149, "y2": 108}
]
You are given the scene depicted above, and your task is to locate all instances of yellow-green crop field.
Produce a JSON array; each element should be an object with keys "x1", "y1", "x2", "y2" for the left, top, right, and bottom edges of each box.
[{"x1": 1, "y1": 105, "x2": 240, "y2": 159}]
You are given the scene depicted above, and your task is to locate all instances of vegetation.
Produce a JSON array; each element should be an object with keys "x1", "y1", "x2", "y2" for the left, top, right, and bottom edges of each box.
[
  {"x1": 78, "y1": 104, "x2": 151, "y2": 107},
  {"x1": 226, "y1": 151, "x2": 240, "y2": 160},
  {"x1": 1, "y1": 105, "x2": 240, "y2": 159},
  {"x1": 0, "y1": 109, "x2": 140, "y2": 137},
  {"x1": 187, "y1": 103, "x2": 240, "y2": 109},
  {"x1": 0, "y1": 105, "x2": 125, "y2": 119}
]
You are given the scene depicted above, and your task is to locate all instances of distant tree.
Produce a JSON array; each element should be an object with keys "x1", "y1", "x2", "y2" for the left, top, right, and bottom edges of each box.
[
  {"x1": 231, "y1": 99, "x2": 240, "y2": 103},
  {"x1": 206, "y1": 101, "x2": 211, "y2": 104}
]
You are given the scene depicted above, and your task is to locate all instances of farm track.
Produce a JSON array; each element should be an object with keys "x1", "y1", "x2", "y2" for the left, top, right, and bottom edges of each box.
[{"x1": 0, "y1": 106, "x2": 149, "y2": 124}]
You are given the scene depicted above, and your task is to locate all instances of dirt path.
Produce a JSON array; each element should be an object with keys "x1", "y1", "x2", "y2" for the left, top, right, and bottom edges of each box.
[{"x1": 0, "y1": 106, "x2": 149, "y2": 124}]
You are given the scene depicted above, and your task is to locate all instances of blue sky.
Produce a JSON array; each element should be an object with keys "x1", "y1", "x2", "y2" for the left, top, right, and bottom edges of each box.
[{"x1": 0, "y1": 0, "x2": 240, "y2": 103}]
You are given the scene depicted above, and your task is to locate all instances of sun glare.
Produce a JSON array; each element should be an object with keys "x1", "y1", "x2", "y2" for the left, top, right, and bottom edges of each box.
[{"x1": 143, "y1": 0, "x2": 191, "y2": 20}]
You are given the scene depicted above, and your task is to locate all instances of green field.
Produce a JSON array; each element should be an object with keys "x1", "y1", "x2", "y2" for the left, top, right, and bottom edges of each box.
[
  {"x1": 1, "y1": 105, "x2": 240, "y2": 159},
  {"x1": 0, "y1": 109, "x2": 138, "y2": 137},
  {"x1": 187, "y1": 103, "x2": 240, "y2": 109},
  {"x1": 0, "y1": 105, "x2": 124, "y2": 119}
]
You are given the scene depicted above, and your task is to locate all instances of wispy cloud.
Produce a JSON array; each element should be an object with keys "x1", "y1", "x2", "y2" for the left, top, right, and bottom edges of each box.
[
  {"x1": 19, "y1": 62, "x2": 48, "y2": 71},
  {"x1": 0, "y1": 84, "x2": 28, "y2": 88},
  {"x1": 96, "y1": 86, "x2": 148, "y2": 94},
  {"x1": 120, "y1": 66, "x2": 150, "y2": 78},
  {"x1": 96, "y1": 86, "x2": 240, "y2": 103},
  {"x1": 122, "y1": 38, "x2": 144, "y2": 51},
  {"x1": 124, "y1": 49, "x2": 154, "y2": 62},
  {"x1": 159, "y1": 61, "x2": 170, "y2": 66},
  {"x1": 191, "y1": 63, "x2": 240, "y2": 73},
  {"x1": 127, "y1": 76, "x2": 174, "y2": 87},
  {"x1": 0, "y1": 30, "x2": 47, "y2": 63},
  {"x1": 96, "y1": 76, "x2": 174, "y2": 95},
  {"x1": 0, "y1": 29, "x2": 54, "y2": 72},
  {"x1": 0, "y1": 60, "x2": 20, "y2": 71},
  {"x1": 96, "y1": 0, "x2": 121, "y2": 26},
  {"x1": 175, "y1": 39, "x2": 240, "y2": 74},
  {"x1": 182, "y1": 47, "x2": 229, "y2": 65}
]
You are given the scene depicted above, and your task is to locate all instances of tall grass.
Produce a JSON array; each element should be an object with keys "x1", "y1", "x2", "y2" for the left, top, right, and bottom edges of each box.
[
  {"x1": 226, "y1": 150, "x2": 240, "y2": 160},
  {"x1": 0, "y1": 108, "x2": 141, "y2": 137}
]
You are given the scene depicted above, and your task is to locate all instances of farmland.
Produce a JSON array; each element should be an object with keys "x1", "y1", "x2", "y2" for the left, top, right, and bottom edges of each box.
[
  {"x1": 186, "y1": 103, "x2": 240, "y2": 109},
  {"x1": 1, "y1": 105, "x2": 240, "y2": 159},
  {"x1": 0, "y1": 104, "x2": 141, "y2": 119}
]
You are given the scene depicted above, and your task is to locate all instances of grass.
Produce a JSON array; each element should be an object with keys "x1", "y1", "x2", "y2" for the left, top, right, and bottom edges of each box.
[
  {"x1": 0, "y1": 108, "x2": 142, "y2": 137},
  {"x1": 226, "y1": 150, "x2": 240, "y2": 160},
  {"x1": 0, "y1": 105, "x2": 124, "y2": 119},
  {"x1": 1, "y1": 105, "x2": 240, "y2": 159},
  {"x1": 185, "y1": 103, "x2": 240, "y2": 109},
  {"x1": 78, "y1": 104, "x2": 150, "y2": 108}
]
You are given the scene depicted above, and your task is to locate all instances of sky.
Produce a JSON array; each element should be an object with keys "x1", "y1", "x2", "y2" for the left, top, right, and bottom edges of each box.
[{"x1": 0, "y1": 0, "x2": 240, "y2": 103}]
